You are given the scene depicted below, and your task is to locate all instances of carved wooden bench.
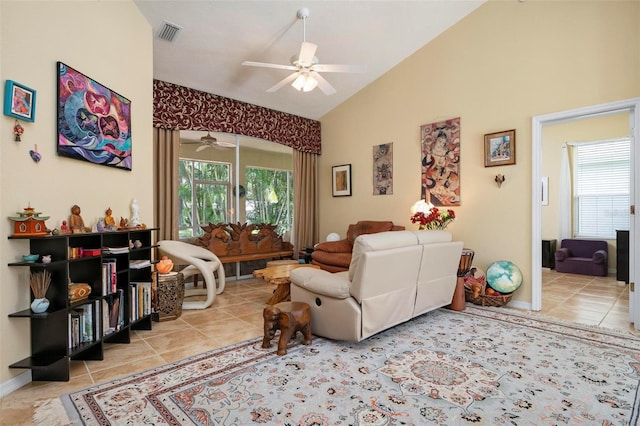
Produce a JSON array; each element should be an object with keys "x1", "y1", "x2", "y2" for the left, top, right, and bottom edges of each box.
[{"x1": 195, "y1": 222, "x2": 294, "y2": 264}]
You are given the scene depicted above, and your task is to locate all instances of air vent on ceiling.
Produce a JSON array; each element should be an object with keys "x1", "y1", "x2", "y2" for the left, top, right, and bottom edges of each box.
[{"x1": 157, "y1": 20, "x2": 182, "y2": 42}]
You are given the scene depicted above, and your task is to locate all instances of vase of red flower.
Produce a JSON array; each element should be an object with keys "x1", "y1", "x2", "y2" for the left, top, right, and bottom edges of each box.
[{"x1": 410, "y1": 205, "x2": 456, "y2": 230}]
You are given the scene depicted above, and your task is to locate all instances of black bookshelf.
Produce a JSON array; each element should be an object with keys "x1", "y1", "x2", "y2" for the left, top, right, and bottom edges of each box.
[{"x1": 7, "y1": 228, "x2": 157, "y2": 381}]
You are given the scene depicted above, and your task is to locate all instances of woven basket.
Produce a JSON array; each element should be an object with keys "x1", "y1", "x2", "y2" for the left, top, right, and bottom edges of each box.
[{"x1": 464, "y1": 287, "x2": 513, "y2": 307}]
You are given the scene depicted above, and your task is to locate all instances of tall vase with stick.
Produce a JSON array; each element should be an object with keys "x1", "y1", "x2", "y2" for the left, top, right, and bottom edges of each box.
[{"x1": 30, "y1": 270, "x2": 51, "y2": 313}]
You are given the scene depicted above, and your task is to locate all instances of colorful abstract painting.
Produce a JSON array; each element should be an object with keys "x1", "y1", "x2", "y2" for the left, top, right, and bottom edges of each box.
[
  {"x1": 57, "y1": 62, "x2": 132, "y2": 170},
  {"x1": 373, "y1": 142, "x2": 393, "y2": 195},
  {"x1": 421, "y1": 117, "x2": 460, "y2": 206}
]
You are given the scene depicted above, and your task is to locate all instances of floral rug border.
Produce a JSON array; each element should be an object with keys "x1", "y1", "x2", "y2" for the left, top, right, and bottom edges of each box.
[{"x1": 49, "y1": 305, "x2": 640, "y2": 425}]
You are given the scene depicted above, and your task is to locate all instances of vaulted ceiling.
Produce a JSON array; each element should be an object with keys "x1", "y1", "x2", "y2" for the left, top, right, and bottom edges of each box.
[{"x1": 135, "y1": 1, "x2": 485, "y2": 121}]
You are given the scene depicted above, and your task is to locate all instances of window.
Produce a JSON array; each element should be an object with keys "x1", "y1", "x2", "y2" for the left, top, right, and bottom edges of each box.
[
  {"x1": 573, "y1": 139, "x2": 630, "y2": 239},
  {"x1": 178, "y1": 159, "x2": 231, "y2": 238},
  {"x1": 245, "y1": 166, "x2": 293, "y2": 236}
]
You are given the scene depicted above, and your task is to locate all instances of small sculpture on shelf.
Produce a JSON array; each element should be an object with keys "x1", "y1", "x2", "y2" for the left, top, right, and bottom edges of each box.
[
  {"x1": 156, "y1": 256, "x2": 174, "y2": 274},
  {"x1": 119, "y1": 217, "x2": 129, "y2": 229},
  {"x1": 104, "y1": 207, "x2": 116, "y2": 231},
  {"x1": 60, "y1": 220, "x2": 71, "y2": 234},
  {"x1": 8, "y1": 204, "x2": 50, "y2": 236},
  {"x1": 129, "y1": 198, "x2": 141, "y2": 227},
  {"x1": 69, "y1": 205, "x2": 91, "y2": 233}
]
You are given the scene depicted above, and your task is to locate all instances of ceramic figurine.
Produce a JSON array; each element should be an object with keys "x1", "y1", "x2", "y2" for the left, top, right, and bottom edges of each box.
[
  {"x1": 96, "y1": 217, "x2": 105, "y2": 233},
  {"x1": 104, "y1": 207, "x2": 116, "y2": 228},
  {"x1": 119, "y1": 217, "x2": 129, "y2": 229},
  {"x1": 60, "y1": 220, "x2": 70, "y2": 234},
  {"x1": 130, "y1": 198, "x2": 141, "y2": 226},
  {"x1": 156, "y1": 256, "x2": 174, "y2": 274},
  {"x1": 41, "y1": 255, "x2": 52, "y2": 264}
]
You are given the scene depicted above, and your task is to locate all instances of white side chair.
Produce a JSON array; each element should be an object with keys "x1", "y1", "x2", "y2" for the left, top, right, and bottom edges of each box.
[{"x1": 157, "y1": 240, "x2": 226, "y2": 310}]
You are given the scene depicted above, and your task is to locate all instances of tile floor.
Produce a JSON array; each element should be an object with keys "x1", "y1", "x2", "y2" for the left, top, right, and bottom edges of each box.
[
  {"x1": 537, "y1": 268, "x2": 632, "y2": 332},
  {"x1": 0, "y1": 271, "x2": 633, "y2": 425}
]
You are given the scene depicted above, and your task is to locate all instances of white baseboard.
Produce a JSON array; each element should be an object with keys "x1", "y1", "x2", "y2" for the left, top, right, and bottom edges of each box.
[
  {"x1": 507, "y1": 300, "x2": 532, "y2": 311},
  {"x1": 0, "y1": 370, "x2": 31, "y2": 398}
]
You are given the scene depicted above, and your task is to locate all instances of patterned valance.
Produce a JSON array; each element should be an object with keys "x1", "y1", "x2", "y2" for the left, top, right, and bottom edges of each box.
[{"x1": 153, "y1": 80, "x2": 321, "y2": 154}]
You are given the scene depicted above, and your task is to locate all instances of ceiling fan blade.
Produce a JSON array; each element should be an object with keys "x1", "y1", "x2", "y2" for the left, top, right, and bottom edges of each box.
[
  {"x1": 215, "y1": 140, "x2": 236, "y2": 148},
  {"x1": 313, "y1": 64, "x2": 367, "y2": 73},
  {"x1": 267, "y1": 72, "x2": 300, "y2": 93},
  {"x1": 298, "y1": 42, "x2": 317, "y2": 66},
  {"x1": 196, "y1": 144, "x2": 211, "y2": 152},
  {"x1": 242, "y1": 61, "x2": 297, "y2": 71},
  {"x1": 310, "y1": 71, "x2": 336, "y2": 95}
]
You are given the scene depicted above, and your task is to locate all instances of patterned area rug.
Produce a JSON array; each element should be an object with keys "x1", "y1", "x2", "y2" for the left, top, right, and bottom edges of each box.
[{"x1": 51, "y1": 306, "x2": 640, "y2": 425}]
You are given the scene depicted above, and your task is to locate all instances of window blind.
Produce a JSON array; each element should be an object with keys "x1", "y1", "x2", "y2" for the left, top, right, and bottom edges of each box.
[{"x1": 573, "y1": 139, "x2": 630, "y2": 239}]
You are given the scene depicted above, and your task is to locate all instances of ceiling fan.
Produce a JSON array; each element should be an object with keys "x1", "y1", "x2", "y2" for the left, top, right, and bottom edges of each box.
[
  {"x1": 242, "y1": 8, "x2": 365, "y2": 95},
  {"x1": 183, "y1": 132, "x2": 235, "y2": 152}
]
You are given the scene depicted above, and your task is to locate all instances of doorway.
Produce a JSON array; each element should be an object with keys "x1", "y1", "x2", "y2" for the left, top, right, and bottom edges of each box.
[{"x1": 531, "y1": 98, "x2": 640, "y2": 330}]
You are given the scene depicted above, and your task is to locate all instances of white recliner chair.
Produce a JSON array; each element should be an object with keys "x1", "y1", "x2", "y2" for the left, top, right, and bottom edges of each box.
[{"x1": 157, "y1": 240, "x2": 226, "y2": 310}]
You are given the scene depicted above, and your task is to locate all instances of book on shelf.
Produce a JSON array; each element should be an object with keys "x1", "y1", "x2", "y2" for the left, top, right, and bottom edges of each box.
[
  {"x1": 102, "y1": 258, "x2": 117, "y2": 295},
  {"x1": 102, "y1": 246, "x2": 130, "y2": 254},
  {"x1": 68, "y1": 303, "x2": 97, "y2": 349},
  {"x1": 69, "y1": 313, "x2": 80, "y2": 349},
  {"x1": 102, "y1": 289, "x2": 124, "y2": 335},
  {"x1": 129, "y1": 282, "x2": 152, "y2": 321},
  {"x1": 129, "y1": 259, "x2": 151, "y2": 269}
]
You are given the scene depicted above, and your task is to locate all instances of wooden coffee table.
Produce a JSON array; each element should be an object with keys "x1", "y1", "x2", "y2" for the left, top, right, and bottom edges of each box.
[{"x1": 253, "y1": 263, "x2": 320, "y2": 305}]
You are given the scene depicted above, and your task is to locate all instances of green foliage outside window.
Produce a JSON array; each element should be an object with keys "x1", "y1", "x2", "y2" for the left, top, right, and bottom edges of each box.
[
  {"x1": 179, "y1": 159, "x2": 230, "y2": 238},
  {"x1": 245, "y1": 167, "x2": 293, "y2": 236},
  {"x1": 178, "y1": 160, "x2": 293, "y2": 240}
]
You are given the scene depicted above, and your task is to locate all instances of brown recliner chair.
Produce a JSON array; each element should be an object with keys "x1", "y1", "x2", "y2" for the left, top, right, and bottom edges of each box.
[{"x1": 311, "y1": 220, "x2": 405, "y2": 272}]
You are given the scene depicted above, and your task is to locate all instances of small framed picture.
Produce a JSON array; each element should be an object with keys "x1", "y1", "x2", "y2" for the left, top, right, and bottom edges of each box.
[
  {"x1": 4, "y1": 80, "x2": 36, "y2": 122},
  {"x1": 484, "y1": 129, "x2": 516, "y2": 167},
  {"x1": 332, "y1": 164, "x2": 352, "y2": 197}
]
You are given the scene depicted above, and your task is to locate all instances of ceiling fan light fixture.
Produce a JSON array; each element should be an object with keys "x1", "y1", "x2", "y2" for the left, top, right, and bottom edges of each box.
[{"x1": 292, "y1": 73, "x2": 318, "y2": 92}]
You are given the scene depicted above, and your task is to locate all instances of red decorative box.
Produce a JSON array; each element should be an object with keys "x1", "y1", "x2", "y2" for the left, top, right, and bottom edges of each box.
[{"x1": 83, "y1": 248, "x2": 102, "y2": 257}]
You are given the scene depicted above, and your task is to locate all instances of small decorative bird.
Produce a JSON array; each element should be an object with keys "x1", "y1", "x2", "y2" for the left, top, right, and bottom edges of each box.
[{"x1": 495, "y1": 174, "x2": 505, "y2": 187}]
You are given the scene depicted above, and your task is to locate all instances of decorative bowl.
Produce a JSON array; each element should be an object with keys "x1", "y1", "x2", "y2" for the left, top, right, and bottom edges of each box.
[{"x1": 22, "y1": 254, "x2": 39, "y2": 263}]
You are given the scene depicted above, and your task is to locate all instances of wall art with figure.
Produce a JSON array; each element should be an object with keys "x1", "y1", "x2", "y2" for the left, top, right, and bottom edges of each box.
[
  {"x1": 57, "y1": 62, "x2": 132, "y2": 170},
  {"x1": 420, "y1": 117, "x2": 460, "y2": 206},
  {"x1": 373, "y1": 142, "x2": 393, "y2": 195}
]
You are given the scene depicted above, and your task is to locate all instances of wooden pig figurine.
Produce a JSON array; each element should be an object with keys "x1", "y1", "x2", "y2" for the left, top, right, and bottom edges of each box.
[{"x1": 262, "y1": 301, "x2": 312, "y2": 355}]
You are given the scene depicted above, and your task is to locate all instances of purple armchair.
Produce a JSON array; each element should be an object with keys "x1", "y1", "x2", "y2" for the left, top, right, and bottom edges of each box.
[{"x1": 555, "y1": 239, "x2": 608, "y2": 277}]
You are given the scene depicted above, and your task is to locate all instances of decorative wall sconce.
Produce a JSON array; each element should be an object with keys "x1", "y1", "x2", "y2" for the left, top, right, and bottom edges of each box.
[{"x1": 495, "y1": 174, "x2": 505, "y2": 188}]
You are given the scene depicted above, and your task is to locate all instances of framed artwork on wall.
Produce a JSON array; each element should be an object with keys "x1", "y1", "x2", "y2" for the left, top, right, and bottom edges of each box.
[
  {"x1": 57, "y1": 62, "x2": 132, "y2": 170},
  {"x1": 420, "y1": 117, "x2": 461, "y2": 206},
  {"x1": 3, "y1": 80, "x2": 36, "y2": 122},
  {"x1": 484, "y1": 129, "x2": 516, "y2": 167},
  {"x1": 373, "y1": 143, "x2": 393, "y2": 195},
  {"x1": 332, "y1": 164, "x2": 352, "y2": 197}
]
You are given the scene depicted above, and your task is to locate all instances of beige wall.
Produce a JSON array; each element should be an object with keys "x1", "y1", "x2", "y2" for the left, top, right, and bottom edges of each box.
[
  {"x1": 319, "y1": 1, "x2": 639, "y2": 305},
  {"x1": 541, "y1": 113, "x2": 630, "y2": 270},
  {"x1": 0, "y1": 1, "x2": 153, "y2": 386}
]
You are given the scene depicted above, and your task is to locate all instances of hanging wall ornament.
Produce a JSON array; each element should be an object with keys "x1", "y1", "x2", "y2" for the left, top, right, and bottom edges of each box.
[
  {"x1": 13, "y1": 120, "x2": 24, "y2": 141},
  {"x1": 29, "y1": 145, "x2": 42, "y2": 163}
]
